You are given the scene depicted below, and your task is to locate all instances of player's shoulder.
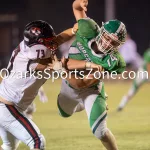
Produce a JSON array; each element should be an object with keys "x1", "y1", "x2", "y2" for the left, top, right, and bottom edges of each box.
[
  {"x1": 78, "y1": 17, "x2": 96, "y2": 24},
  {"x1": 113, "y1": 51, "x2": 124, "y2": 59},
  {"x1": 21, "y1": 41, "x2": 51, "y2": 60},
  {"x1": 111, "y1": 51, "x2": 126, "y2": 66},
  {"x1": 77, "y1": 17, "x2": 100, "y2": 39},
  {"x1": 115, "y1": 51, "x2": 126, "y2": 66}
]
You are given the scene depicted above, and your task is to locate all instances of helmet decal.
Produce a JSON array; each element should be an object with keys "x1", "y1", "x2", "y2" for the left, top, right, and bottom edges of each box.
[{"x1": 30, "y1": 27, "x2": 41, "y2": 36}]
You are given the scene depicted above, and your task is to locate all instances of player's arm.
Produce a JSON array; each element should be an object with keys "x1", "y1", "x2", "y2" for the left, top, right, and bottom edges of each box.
[
  {"x1": 54, "y1": 23, "x2": 78, "y2": 46},
  {"x1": 73, "y1": 0, "x2": 88, "y2": 21},
  {"x1": 113, "y1": 53, "x2": 126, "y2": 74},
  {"x1": 28, "y1": 48, "x2": 101, "y2": 72},
  {"x1": 29, "y1": 58, "x2": 52, "y2": 71},
  {"x1": 66, "y1": 69, "x2": 103, "y2": 89},
  {"x1": 62, "y1": 58, "x2": 103, "y2": 71},
  {"x1": 35, "y1": 63, "x2": 51, "y2": 71},
  {"x1": 76, "y1": 69, "x2": 104, "y2": 88},
  {"x1": 34, "y1": 64, "x2": 47, "y2": 71},
  {"x1": 61, "y1": 58, "x2": 86, "y2": 70},
  {"x1": 47, "y1": 55, "x2": 103, "y2": 71},
  {"x1": 34, "y1": 55, "x2": 88, "y2": 71},
  {"x1": 67, "y1": 75, "x2": 99, "y2": 89},
  {"x1": 82, "y1": 75, "x2": 100, "y2": 87}
]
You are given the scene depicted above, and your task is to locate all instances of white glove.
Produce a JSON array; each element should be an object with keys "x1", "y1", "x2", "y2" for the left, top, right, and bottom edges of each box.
[
  {"x1": 49, "y1": 55, "x2": 63, "y2": 73},
  {"x1": 53, "y1": 61, "x2": 63, "y2": 72}
]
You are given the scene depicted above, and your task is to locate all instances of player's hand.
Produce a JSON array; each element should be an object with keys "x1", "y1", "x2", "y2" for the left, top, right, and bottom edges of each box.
[
  {"x1": 79, "y1": 0, "x2": 88, "y2": 11},
  {"x1": 87, "y1": 62, "x2": 104, "y2": 72},
  {"x1": 72, "y1": 23, "x2": 78, "y2": 34},
  {"x1": 48, "y1": 55, "x2": 63, "y2": 72}
]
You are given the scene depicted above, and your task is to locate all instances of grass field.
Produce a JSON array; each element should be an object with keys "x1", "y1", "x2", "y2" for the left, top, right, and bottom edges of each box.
[{"x1": 0, "y1": 79, "x2": 150, "y2": 150}]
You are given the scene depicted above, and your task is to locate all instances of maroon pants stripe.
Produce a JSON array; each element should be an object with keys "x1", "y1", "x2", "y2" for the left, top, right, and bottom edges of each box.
[{"x1": 6, "y1": 105, "x2": 41, "y2": 149}]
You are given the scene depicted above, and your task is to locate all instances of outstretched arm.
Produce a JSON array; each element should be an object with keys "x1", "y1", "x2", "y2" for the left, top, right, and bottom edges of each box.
[
  {"x1": 62, "y1": 58, "x2": 102, "y2": 71},
  {"x1": 73, "y1": 0, "x2": 88, "y2": 21},
  {"x1": 66, "y1": 71, "x2": 101, "y2": 89},
  {"x1": 53, "y1": 23, "x2": 78, "y2": 46},
  {"x1": 49, "y1": 55, "x2": 103, "y2": 71}
]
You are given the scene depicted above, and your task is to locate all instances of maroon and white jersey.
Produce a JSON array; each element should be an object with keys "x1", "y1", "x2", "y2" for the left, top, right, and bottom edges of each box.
[{"x1": 0, "y1": 41, "x2": 51, "y2": 111}]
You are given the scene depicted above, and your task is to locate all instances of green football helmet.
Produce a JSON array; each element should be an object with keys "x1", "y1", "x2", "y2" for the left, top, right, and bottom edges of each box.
[{"x1": 96, "y1": 19, "x2": 127, "y2": 54}]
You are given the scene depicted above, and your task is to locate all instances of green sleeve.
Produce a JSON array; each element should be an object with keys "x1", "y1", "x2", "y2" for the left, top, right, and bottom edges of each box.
[
  {"x1": 111, "y1": 52, "x2": 126, "y2": 74},
  {"x1": 76, "y1": 18, "x2": 100, "y2": 39}
]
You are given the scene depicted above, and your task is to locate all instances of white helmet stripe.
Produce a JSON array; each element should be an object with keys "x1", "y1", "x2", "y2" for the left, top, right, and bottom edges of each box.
[{"x1": 115, "y1": 22, "x2": 124, "y2": 35}]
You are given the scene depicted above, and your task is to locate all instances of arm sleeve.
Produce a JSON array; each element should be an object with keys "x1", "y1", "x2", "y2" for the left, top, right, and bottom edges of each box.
[{"x1": 76, "y1": 18, "x2": 100, "y2": 39}]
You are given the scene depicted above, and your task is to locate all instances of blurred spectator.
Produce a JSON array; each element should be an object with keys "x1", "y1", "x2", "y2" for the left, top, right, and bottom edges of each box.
[
  {"x1": 117, "y1": 44, "x2": 150, "y2": 111},
  {"x1": 119, "y1": 34, "x2": 143, "y2": 72}
]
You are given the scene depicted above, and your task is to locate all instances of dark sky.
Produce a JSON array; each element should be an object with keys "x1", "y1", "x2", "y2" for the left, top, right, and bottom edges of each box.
[
  {"x1": 116, "y1": 0, "x2": 150, "y2": 55},
  {"x1": 0, "y1": 0, "x2": 150, "y2": 55}
]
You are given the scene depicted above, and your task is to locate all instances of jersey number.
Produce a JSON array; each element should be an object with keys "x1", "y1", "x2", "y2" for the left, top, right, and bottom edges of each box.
[
  {"x1": 36, "y1": 49, "x2": 45, "y2": 58},
  {"x1": 107, "y1": 55, "x2": 117, "y2": 67}
]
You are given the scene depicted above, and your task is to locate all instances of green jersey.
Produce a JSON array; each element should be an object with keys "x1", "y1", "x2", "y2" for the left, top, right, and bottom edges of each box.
[{"x1": 69, "y1": 18, "x2": 126, "y2": 74}]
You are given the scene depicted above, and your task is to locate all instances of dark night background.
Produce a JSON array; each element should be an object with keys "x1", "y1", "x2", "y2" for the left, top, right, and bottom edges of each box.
[{"x1": 0, "y1": 0, "x2": 150, "y2": 66}]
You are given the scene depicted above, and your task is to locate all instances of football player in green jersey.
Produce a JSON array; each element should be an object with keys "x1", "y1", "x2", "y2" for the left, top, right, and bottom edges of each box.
[
  {"x1": 57, "y1": 0, "x2": 127, "y2": 150},
  {"x1": 117, "y1": 47, "x2": 150, "y2": 111}
]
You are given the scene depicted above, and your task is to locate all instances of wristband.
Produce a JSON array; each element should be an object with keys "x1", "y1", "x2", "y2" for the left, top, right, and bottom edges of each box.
[
  {"x1": 85, "y1": 62, "x2": 91, "y2": 69},
  {"x1": 72, "y1": 28, "x2": 76, "y2": 35}
]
